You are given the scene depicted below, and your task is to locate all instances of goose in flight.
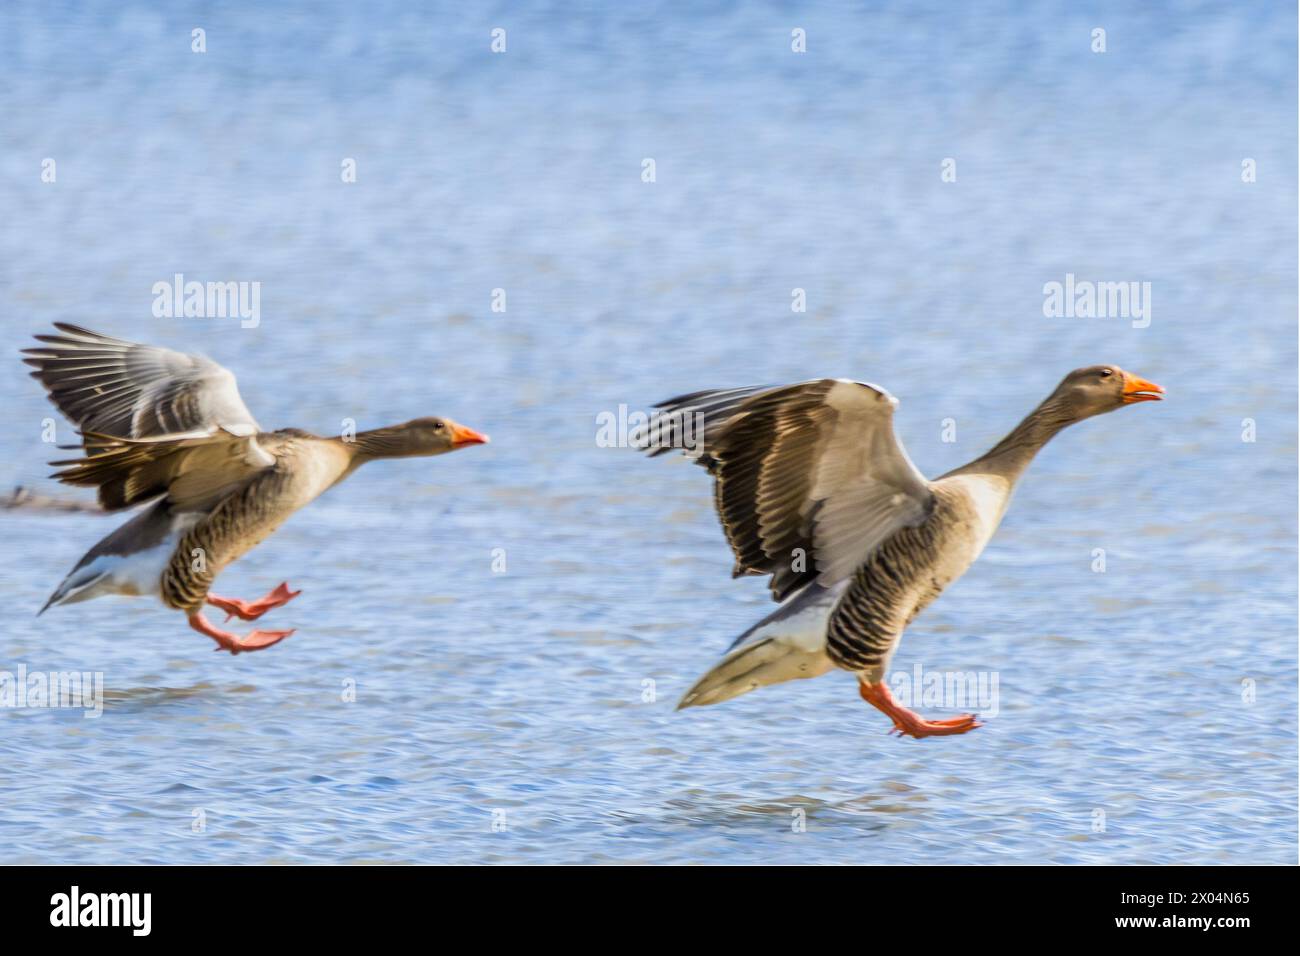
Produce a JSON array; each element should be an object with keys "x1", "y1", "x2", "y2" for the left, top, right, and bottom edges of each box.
[
  {"x1": 24, "y1": 323, "x2": 488, "y2": 654},
  {"x1": 636, "y1": 367, "x2": 1163, "y2": 738}
]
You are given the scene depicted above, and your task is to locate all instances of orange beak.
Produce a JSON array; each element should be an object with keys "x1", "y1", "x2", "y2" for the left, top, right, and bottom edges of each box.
[
  {"x1": 450, "y1": 423, "x2": 490, "y2": 446},
  {"x1": 1121, "y1": 372, "x2": 1165, "y2": 404}
]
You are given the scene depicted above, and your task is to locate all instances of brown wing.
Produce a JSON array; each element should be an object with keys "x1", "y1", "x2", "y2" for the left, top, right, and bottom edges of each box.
[
  {"x1": 23, "y1": 323, "x2": 259, "y2": 445},
  {"x1": 636, "y1": 378, "x2": 934, "y2": 601},
  {"x1": 49, "y1": 429, "x2": 276, "y2": 512}
]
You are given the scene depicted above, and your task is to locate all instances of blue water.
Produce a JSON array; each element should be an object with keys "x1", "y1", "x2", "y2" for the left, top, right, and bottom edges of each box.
[{"x1": 0, "y1": 1, "x2": 1295, "y2": 864}]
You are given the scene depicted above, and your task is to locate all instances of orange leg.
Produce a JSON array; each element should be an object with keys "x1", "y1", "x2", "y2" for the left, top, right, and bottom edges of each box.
[
  {"x1": 206, "y1": 582, "x2": 301, "y2": 622},
  {"x1": 188, "y1": 610, "x2": 295, "y2": 655},
  {"x1": 859, "y1": 680, "x2": 982, "y2": 739}
]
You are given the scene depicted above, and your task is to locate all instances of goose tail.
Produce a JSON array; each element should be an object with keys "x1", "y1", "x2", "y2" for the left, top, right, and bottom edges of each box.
[
  {"x1": 676, "y1": 582, "x2": 843, "y2": 709},
  {"x1": 676, "y1": 636, "x2": 833, "y2": 709},
  {"x1": 37, "y1": 566, "x2": 106, "y2": 615}
]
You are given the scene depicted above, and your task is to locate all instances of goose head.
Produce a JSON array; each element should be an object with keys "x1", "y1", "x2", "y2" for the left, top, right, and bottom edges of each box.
[
  {"x1": 354, "y1": 417, "x2": 490, "y2": 458},
  {"x1": 1052, "y1": 365, "x2": 1164, "y2": 421}
]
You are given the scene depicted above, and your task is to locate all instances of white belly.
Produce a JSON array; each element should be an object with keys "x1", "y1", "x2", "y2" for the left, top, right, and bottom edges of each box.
[
  {"x1": 82, "y1": 535, "x2": 179, "y2": 598},
  {"x1": 945, "y1": 473, "x2": 1013, "y2": 557},
  {"x1": 51, "y1": 512, "x2": 202, "y2": 606}
]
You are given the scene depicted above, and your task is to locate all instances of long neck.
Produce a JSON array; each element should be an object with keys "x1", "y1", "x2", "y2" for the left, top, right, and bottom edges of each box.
[
  {"x1": 963, "y1": 395, "x2": 1077, "y2": 481},
  {"x1": 338, "y1": 427, "x2": 413, "y2": 467}
]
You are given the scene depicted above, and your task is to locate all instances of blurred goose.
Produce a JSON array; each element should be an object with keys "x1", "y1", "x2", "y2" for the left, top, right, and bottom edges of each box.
[
  {"x1": 24, "y1": 323, "x2": 488, "y2": 654},
  {"x1": 637, "y1": 367, "x2": 1163, "y2": 738}
]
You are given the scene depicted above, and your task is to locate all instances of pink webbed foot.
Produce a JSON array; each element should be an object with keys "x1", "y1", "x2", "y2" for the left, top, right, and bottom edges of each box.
[
  {"x1": 206, "y1": 582, "x2": 301, "y2": 622},
  {"x1": 188, "y1": 611, "x2": 295, "y2": 655},
  {"x1": 859, "y1": 680, "x2": 983, "y2": 739}
]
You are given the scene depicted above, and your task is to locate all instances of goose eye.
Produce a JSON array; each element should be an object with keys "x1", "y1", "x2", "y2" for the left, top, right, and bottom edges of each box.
[
  {"x1": 433, "y1": 422, "x2": 445, "y2": 430},
  {"x1": 1100, "y1": 368, "x2": 1113, "y2": 377}
]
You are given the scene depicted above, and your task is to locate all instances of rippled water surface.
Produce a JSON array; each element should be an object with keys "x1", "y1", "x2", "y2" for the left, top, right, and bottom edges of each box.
[{"x1": 1, "y1": 1, "x2": 1296, "y2": 864}]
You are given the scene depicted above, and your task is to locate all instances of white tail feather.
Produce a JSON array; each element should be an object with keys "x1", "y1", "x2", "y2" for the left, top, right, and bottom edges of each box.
[
  {"x1": 676, "y1": 582, "x2": 844, "y2": 709},
  {"x1": 677, "y1": 636, "x2": 833, "y2": 708}
]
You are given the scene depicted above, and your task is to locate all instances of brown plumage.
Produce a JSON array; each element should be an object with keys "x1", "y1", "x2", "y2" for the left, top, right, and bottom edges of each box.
[
  {"x1": 29, "y1": 324, "x2": 489, "y2": 655},
  {"x1": 24, "y1": 323, "x2": 260, "y2": 447},
  {"x1": 638, "y1": 367, "x2": 1164, "y2": 738}
]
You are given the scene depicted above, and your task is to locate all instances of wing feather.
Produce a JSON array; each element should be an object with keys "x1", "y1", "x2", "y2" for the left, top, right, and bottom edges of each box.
[
  {"x1": 23, "y1": 323, "x2": 259, "y2": 446},
  {"x1": 49, "y1": 429, "x2": 275, "y2": 512},
  {"x1": 639, "y1": 378, "x2": 933, "y2": 601}
]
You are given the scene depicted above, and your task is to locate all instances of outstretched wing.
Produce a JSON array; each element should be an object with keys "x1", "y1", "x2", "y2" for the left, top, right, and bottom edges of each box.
[
  {"x1": 23, "y1": 323, "x2": 259, "y2": 444},
  {"x1": 49, "y1": 429, "x2": 276, "y2": 513},
  {"x1": 635, "y1": 378, "x2": 933, "y2": 602}
]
